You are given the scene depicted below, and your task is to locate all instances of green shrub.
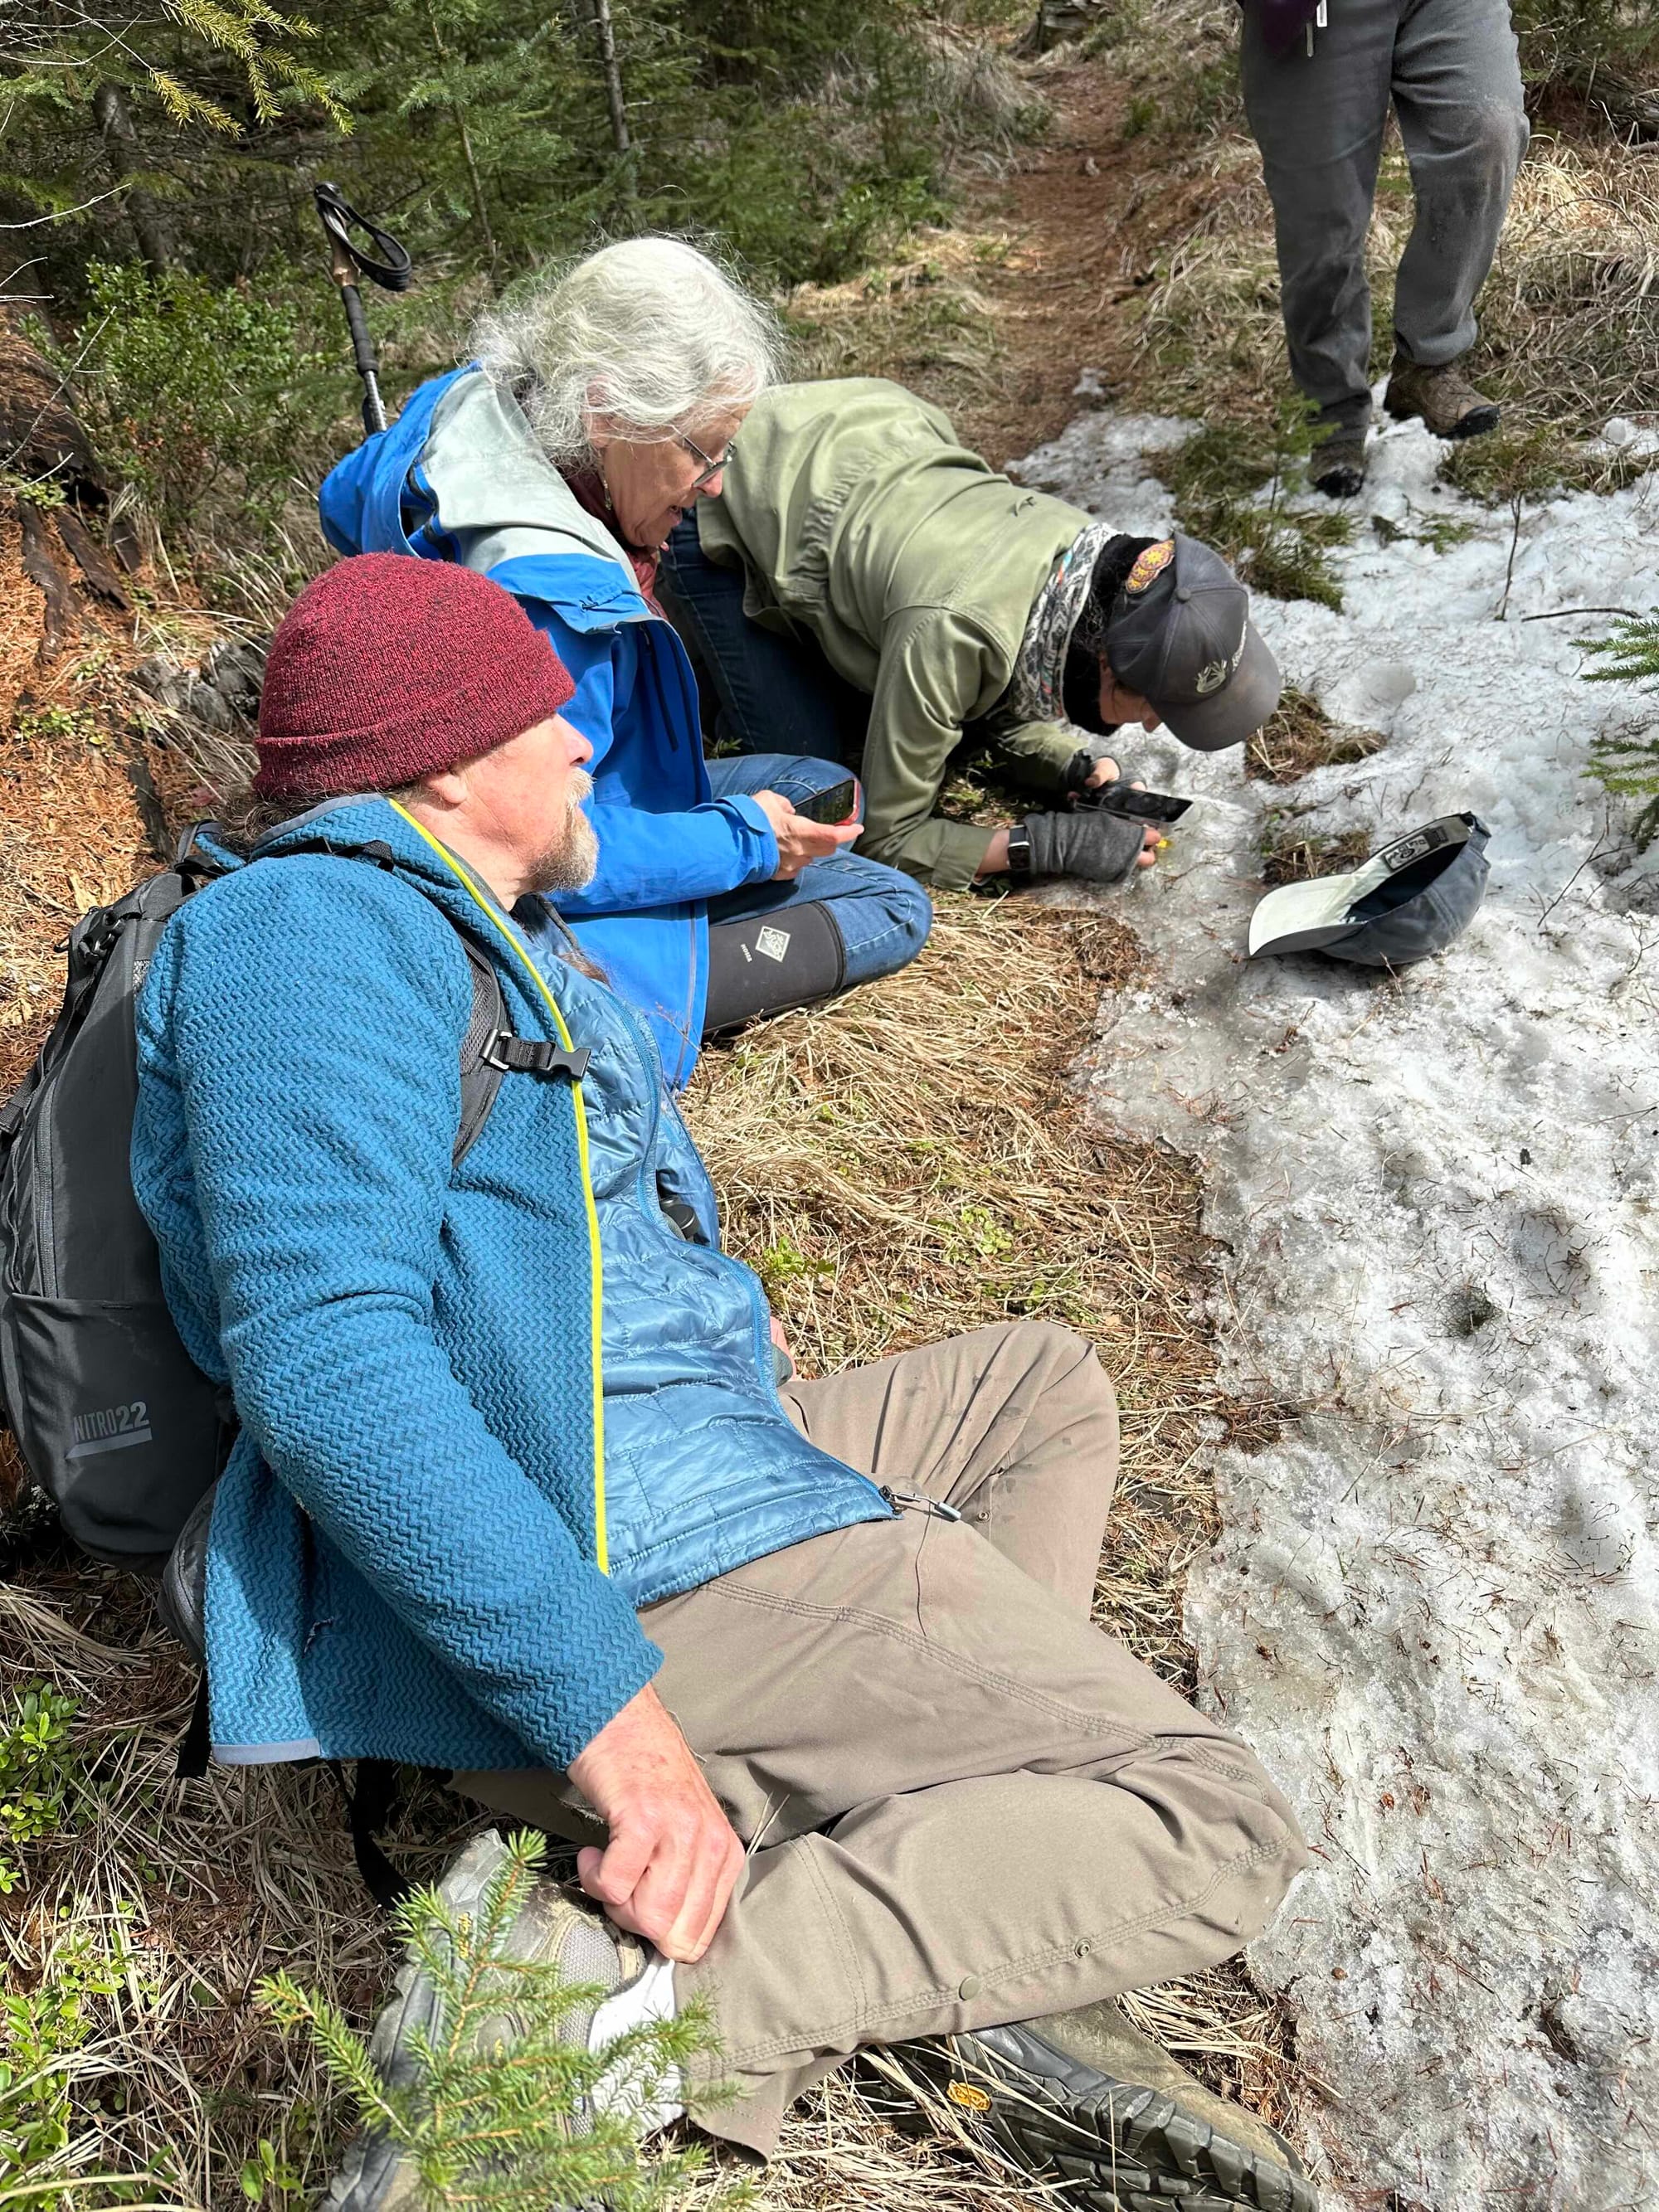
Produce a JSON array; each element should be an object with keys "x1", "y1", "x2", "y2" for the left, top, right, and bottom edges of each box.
[
  {"x1": 44, "y1": 262, "x2": 342, "y2": 542},
  {"x1": 0, "y1": 1685, "x2": 81, "y2": 1894},
  {"x1": 0, "y1": 1918, "x2": 136, "y2": 2196},
  {"x1": 1511, "y1": 0, "x2": 1659, "y2": 88}
]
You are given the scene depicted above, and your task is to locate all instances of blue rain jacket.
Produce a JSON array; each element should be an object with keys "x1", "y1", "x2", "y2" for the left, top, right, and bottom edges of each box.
[
  {"x1": 319, "y1": 366, "x2": 779, "y2": 1087},
  {"x1": 132, "y1": 800, "x2": 891, "y2": 1772}
]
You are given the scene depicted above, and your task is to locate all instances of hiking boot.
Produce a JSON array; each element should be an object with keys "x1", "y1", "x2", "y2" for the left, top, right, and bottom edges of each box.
[
  {"x1": 1383, "y1": 352, "x2": 1501, "y2": 441},
  {"x1": 1309, "y1": 419, "x2": 1369, "y2": 499},
  {"x1": 888, "y1": 1998, "x2": 1318, "y2": 2212},
  {"x1": 322, "y1": 1830, "x2": 677, "y2": 2212}
]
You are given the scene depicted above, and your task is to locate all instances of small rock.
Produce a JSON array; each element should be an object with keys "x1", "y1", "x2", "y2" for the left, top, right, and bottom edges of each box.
[
  {"x1": 178, "y1": 674, "x2": 231, "y2": 734},
  {"x1": 1603, "y1": 416, "x2": 1637, "y2": 449},
  {"x1": 133, "y1": 653, "x2": 190, "y2": 712}
]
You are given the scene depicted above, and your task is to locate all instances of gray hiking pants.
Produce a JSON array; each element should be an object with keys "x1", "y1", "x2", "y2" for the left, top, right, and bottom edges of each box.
[
  {"x1": 455, "y1": 1322, "x2": 1309, "y2": 2155},
  {"x1": 1241, "y1": 0, "x2": 1530, "y2": 425}
]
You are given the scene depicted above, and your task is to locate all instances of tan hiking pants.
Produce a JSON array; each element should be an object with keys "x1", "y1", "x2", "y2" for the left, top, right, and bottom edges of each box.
[{"x1": 455, "y1": 1321, "x2": 1308, "y2": 2154}]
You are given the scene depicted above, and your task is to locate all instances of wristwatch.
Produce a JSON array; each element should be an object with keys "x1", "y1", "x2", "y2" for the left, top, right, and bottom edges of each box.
[{"x1": 1005, "y1": 823, "x2": 1034, "y2": 879}]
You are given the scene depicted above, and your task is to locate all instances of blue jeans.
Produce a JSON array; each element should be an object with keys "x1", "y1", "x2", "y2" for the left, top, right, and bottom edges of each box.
[
  {"x1": 659, "y1": 514, "x2": 869, "y2": 764},
  {"x1": 703, "y1": 753, "x2": 932, "y2": 1006}
]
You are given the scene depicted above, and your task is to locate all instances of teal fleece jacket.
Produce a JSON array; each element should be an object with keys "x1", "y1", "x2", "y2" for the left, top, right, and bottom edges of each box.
[{"x1": 132, "y1": 801, "x2": 890, "y2": 1771}]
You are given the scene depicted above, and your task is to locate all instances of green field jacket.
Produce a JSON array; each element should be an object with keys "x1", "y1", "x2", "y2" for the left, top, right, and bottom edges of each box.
[{"x1": 697, "y1": 379, "x2": 1092, "y2": 887}]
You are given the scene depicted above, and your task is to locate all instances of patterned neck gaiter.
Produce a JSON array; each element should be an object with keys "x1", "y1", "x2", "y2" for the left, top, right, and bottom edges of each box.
[{"x1": 1010, "y1": 520, "x2": 1126, "y2": 724}]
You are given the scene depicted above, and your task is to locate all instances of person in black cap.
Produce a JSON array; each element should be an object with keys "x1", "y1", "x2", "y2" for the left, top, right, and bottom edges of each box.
[{"x1": 658, "y1": 378, "x2": 1282, "y2": 892}]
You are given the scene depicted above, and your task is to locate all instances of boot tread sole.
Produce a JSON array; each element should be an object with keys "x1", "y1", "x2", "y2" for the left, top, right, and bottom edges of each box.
[{"x1": 898, "y1": 2024, "x2": 1317, "y2": 2212}]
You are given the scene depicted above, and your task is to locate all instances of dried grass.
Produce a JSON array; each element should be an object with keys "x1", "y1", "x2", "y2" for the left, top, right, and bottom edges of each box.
[
  {"x1": 786, "y1": 226, "x2": 1019, "y2": 425},
  {"x1": 684, "y1": 900, "x2": 1227, "y2": 1688},
  {"x1": 1248, "y1": 687, "x2": 1387, "y2": 785},
  {"x1": 1260, "y1": 820, "x2": 1372, "y2": 888}
]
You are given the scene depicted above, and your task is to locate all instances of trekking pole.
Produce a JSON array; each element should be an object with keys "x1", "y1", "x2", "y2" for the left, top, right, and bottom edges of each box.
[{"x1": 313, "y1": 182, "x2": 413, "y2": 440}]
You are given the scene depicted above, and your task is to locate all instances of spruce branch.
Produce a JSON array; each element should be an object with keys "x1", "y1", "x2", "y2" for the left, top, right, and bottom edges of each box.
[
  {"x1": 260, "y1": 1830, "x2": 748, "y2": 2212},
  {"x1": 1579, "y1": 610, "x2": 1659, "y2": 844}
]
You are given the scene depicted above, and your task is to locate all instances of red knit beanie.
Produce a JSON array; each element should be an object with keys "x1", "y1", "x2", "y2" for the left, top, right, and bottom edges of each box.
[{"x1": 254, "y1": 552, "x2": 577, "y2": 799}]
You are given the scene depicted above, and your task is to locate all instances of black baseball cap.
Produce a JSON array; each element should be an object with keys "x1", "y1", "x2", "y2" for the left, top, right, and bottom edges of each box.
[
  {"x1": 1248, "y1": 813, "x2": 1491, "y2": 965},
  {"x1": 1105, "y1": 533, "x2": 1282, "y2": 751}
]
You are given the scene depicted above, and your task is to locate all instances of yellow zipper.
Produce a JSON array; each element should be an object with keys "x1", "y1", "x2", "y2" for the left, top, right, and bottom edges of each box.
[{"x1": 389, "y1": 803, "x2": 609, "y2": 1573}]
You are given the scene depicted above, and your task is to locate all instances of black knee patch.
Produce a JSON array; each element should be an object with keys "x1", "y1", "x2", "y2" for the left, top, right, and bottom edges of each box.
[{"x1": 703, "y1": 901, "x2": 848, "y2": 1037}]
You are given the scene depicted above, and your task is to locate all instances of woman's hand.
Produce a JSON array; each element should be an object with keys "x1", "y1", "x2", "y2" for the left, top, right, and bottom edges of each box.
[
  {"x1": 569, "y1": 1680, "x2": 745, "y2": 1963},
  {"x1": 750, "y1": 788, "x2": 861, "y2": 880},
  {"x1": 1080, "y1": 753, "x2": 1121, "y2": 790}
]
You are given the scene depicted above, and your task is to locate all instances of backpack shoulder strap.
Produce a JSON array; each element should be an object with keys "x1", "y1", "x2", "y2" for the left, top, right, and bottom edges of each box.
[
  {"x1": 455, "y1": 939, "x2": 506, "y2": 1168},
  {"x1": 248, "y1": 833, "x2": 586, "y2": 1166}
]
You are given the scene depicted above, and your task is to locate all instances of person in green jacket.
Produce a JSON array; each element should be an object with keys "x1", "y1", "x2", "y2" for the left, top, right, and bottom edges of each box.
[{"x1": 659, "y1": 377, "x2": 1282, "y2": 892}]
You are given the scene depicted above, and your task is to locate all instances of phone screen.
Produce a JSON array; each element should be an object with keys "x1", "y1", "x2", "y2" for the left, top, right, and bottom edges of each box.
[{"x1": 794, "y1": 777, "x2": 859, "y2": 825}]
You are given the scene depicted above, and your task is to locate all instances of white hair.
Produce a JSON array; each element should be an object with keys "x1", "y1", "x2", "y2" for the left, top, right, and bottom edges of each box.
[{"x1": 471, "y1": 236, "x2": 786, "y2": 465}]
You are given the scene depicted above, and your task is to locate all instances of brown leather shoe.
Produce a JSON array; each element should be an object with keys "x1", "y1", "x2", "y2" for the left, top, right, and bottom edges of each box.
[
  {"x1": 1309, "y1": 420, "x2": 1368, "y2": 499},
  {"x1": 1384, "y1": 352, "x2": 1501, "y2": 440}
]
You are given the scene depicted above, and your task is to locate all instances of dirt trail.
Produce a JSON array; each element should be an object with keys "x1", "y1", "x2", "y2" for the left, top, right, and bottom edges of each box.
[{"x1": 938, "y1": 54, "x2": 1228, "y2": 469}]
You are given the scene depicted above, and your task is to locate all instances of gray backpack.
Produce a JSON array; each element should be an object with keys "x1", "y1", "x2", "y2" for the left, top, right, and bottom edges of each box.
[{"x1": 0, "y1": 829, "x2": 581, "y2": 1573}]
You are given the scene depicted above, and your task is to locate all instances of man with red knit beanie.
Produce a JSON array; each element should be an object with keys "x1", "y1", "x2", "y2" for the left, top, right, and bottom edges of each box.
[
  {"x1": 248, "y1": 549, "x2": 579, "y2": 803},
  {"x1": 135, "y1": 553, "x2": 1311, "y2": 2212}
]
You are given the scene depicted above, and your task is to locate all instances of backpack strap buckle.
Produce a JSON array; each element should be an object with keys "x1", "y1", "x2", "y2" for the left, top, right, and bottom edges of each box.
[{"x1": 481, "y1": 1033, "x2": 591, "y2": 1082}]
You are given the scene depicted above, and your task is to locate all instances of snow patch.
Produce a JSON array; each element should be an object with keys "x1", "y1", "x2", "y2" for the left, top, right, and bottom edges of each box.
[{"x1": 1020, "y1": 407, "x2": 1659, "y2": 2210}]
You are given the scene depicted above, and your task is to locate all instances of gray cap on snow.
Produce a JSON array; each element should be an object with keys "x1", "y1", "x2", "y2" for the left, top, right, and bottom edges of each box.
[{"x1": 1248, "y1": 812, "x2": 1491, "y2": 966}]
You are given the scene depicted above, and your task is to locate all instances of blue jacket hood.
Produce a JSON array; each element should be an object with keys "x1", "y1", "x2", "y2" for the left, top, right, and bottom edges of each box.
[{"x1": 321, "y1": 367, "x2": 649, "y2": 634}]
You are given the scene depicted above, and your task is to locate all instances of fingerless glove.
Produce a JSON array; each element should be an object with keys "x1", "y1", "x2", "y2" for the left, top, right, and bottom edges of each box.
[{"x1": 1023, "y1": 808, "x2": 1145, "y2": 886}]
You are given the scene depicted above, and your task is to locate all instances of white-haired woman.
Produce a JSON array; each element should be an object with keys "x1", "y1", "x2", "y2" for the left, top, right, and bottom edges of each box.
[{"x1": 319, "y1": 236, "x2": 931, "y2": 1087}]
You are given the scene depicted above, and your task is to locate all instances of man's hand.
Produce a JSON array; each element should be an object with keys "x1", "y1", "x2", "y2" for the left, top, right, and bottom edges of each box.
[
  {"x1": 568, "y1": 1681, "x2": 745, "y2": 1963},
  {"x1": 750, "y1": 788, "x2": 861, "y2": 880},
  {"x1": 1080, "y1": 753, "x2": 1121, "y2": 791}
]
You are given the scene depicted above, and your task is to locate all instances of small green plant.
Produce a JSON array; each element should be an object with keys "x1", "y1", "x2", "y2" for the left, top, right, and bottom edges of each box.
[
  {"x1": 757, "y1": 1236, "x2": 834, "y2": 1304},
  {"x1": 262, "y1": 1830, "x2": 740, "y2": 2212},
  {"x1": 239, "y1": 2134, "x2": 309, "y2": 2205},
  {"x1": 1370, "y1": 509, "x2": 1477, "y2": 553},
  {"x1": 0, "y1": 1686, "x2": 81, "y2": 1893},
  {"x1": 0, "y1": 1917, "x2": 132, "y2": 2187},
  {"x1": 1164, "y1": 396, "x2": 1351, "y2": 612},
  {"x1": 941, "y1": 1203, "x2": 1014, "y2": 1264},
  {"x1": 14, "y1": 706, "x2": 105, "y2": 749},
  {"x1": 1579, "y1": 609, "x2": 1659, "y2": 843},
  {"x1": 0, "y1": 474, "x2": 67, "y2": 513}
]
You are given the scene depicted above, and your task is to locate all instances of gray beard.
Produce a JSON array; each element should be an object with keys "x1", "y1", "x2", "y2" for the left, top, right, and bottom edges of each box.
[{"x1": 528, "y1": 769, "x2": 600, "y2": 893}]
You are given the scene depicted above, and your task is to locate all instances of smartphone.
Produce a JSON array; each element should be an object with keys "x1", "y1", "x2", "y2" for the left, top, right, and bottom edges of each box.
[
  {"x1": 1080, "y1": 781, "x2": 1191, "y2": 824},
  {"x1": 793, "y1": 776, "x2": 859, "y2": 825}
]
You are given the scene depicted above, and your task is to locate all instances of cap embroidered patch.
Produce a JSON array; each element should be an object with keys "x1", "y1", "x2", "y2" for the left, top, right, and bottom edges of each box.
[
  {"x1": 1126, "y1": 538, "x2": 1175, "y2": 596},
  {"x1": 946, "y1": 2081, "x2": 992, "y2": 2112},
  {"x1": 1194, "y1": 658, "x2": 1229, "y2": 696}
]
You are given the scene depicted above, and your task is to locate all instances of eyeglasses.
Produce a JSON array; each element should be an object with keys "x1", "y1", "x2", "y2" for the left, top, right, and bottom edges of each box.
[{"x1": 674, "y1": 425, "x2": 737, "y2": 492}]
